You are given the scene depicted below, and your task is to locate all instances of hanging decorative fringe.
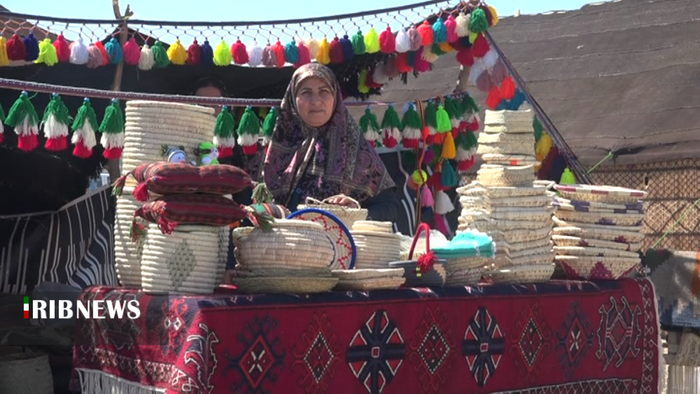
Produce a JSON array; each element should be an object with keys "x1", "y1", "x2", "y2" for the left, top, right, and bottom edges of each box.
[
  {"x1": 364, "y1": 27, "x2": 380, "y2": 54},
  {"x1": 54, "y1": 35, "x2": 70, "y2": 63},
  {"x1": 99, "y1": 99, "x2": 125, "y2": 159},
  {"x1": 262, "y1": 107, "x2": 277, "y2": 145},
  {"x1": 434, "y1": 190, "x2": 454, "y2": 214},
  {"x1": 138, "y1": 44, "x2": 155, "y2": 70},
  {"x1": 24, "y1": 32, "x2": 39, "y2": 61},
  {"x1": 6, "y1": 91, "x2": 39, "y2": 151},
  {"x1": 71, "y1": 98, "x2": 99, "y2": 158},
  {"x1": 151, "y1": 41, "x2": 170, "y2": 68},
  {"x1": 237, "y1": 106, "x2": 260, "y2": 155},
  {"x1": 35, "y1": 38, "x2": 58, "y2": 66},
  {"x1": 247, "y1": 42, "x2": 263, "y2": 66},
  {"x1": 214, "y1": 105, "x2": 236, "y2": 158},
  {"x1": 401, "y1": 103, "x2": 422, "y2": 148},
  {"x1": 41, "y1": 93, "x2": 71, "y2": 151},
  {"x1": 104, "y1": 38, "x2": 123, "y2": 64},
  {"x1": 232, "y1": 39, "x2": 249, "y2": 65},
  {"x1": 380, "y1": 104, "x2": 401, "y2": 148},
  {"x1": 0, "y1": 37, "x2": 8, "y2": 66},
  {"x1": 423, "y1": 101, "x2": 438, "y2": 144},
  {"x1": 359, "y1": 107, "x2": 381, "y2": 147}
]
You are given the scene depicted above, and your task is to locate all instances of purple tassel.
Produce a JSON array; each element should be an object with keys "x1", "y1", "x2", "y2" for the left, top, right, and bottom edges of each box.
[
  {"x1": 201, "y1": 40, "x2": 214, "y2": 66},
  {"x1": 340, "y1": 35, "x2": 354, "y2": 60},
  {"x1": 23, "y1": 32, "x2": 39, "y2": 61}
]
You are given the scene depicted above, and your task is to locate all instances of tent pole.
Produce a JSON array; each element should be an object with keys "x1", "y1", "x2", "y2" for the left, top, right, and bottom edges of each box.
[{"x1": 484, "y1": 31, "x2": 592, "y2": 185}]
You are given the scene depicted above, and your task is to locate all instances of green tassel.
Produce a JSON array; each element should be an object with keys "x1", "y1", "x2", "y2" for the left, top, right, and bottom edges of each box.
[
  {"x1": 430, "y1": 145, "x2": 442, "y2": 166},
  {"x1": 560, "y1": 168, "x2": 577, "y2": 185},
  {"x1": 380, "y1": 105, "x2": 402, "y2": 130},
  {"x1": 71, "y1": 98, "x2": 99, "y2": 132},
  {"x1": 469, "y1": 8, "x2": 489, "y2": 34},
  {"x1": 401, "y1": 104, "x2": 423, "y2": 130},
  {"x1": 43, "y1": 93, "x2": 71, "y2": 126},
  {"x1": 262, "y1": 107, "x2": 277, "y2": 139},
  {"x1": 215, "y1": 106, "x2": 236, "y2": 139},
  {"x1": 445, "y1": 96, "x2": 464, "y2": 121},
  {"x1": 6, "y1": 91, "x2": 39, "y2": 128},
  {"x1": 99, "y1": 99, "x2": 125, "y2": 135},
  {"x1": 441, "y1": 160, "x2": 458, "y2": 187},
  {"x1": 351, "y1": 31, "x2": 366, "y2": 55},
  {"x1": 534, "y1": 116, "x2": 544, "y2": 142},
  {"x1": 455, "y1": 130, "x2": 478, "y2": 150},
  {"x1": 461, "y1": 94, "x2": 480, "y2": 115},
  {"x1": 424, "y1": 101, "x2": 438, "y2": 130},
  {"x1": 0, "y1": 102, "x2": 6, "y2": 123},
  {"x1": 152, "y1": 41, "x2": 170, "y2": 68},
  {"x1": 237, "y1": 106, "x2": 260, "y2": 136},
  {"x1": 431, "y1": 43, "x2": 447, "y2": 56},
  {"x1": 436, "y1": 104, "x2": 451, "y2": 133},
  {"x1": 359, "y1": 107, "x2": 380, "y2": 135}
]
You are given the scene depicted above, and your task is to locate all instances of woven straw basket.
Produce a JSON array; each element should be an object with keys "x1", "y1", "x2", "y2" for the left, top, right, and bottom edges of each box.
[
  {"x1": 552, "y1": 235, "x2": 642, "y2": 252},
  {"x1": 140, "y1": 224, "x2": 223, "y2": 294},
  {"x1": 297, "y1": 197, "x2": 368, "y2": 229},
  {"x1": 553, "y1": 184, "x2": 647, "y2": 205},
  {"x1": 352, "y1": 232, "x2": 403, "y2": 269},
  {"x1": 552, "y1": 226, "x2": 645, "y2": 244},
  {"x1": 484, "y1": 109, "x2": 535, "y2": 132},
  {"x1": 233, "y1": 276, "x2": 339, "y2": 294},
  {"x1": 457, "y1": 181, "x2": 552, "y2": 198},
  {"x1": 0, "y1": 352, "x2": 53, "y2": 394},
  {"x1": 477, "y1": 142, "x2": 535, "y2": 156},
  {"x1": 555, "y1": 210, "x2": 644, "y2": 227},
  {"x1": 114, "y1": 188, "x2": 145, "y2": 288},
  {"x1": 481, "y1": 154, "x2": 539, "y2": 166},
  {"x1": 485, "y1": 264, "x2": 554, "y2": 283},
  {"x1": 477, "y1": 164, "x2": 536, "y2": 187},
  {"x1": 555, "y1": 255, "x2": 640, "y2": 280},
  {"x1": 445, "y1": 268, "x2": 483, "y2": 286}
]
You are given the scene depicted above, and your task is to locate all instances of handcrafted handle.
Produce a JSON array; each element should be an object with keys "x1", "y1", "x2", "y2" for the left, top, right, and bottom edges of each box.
[
  {"x1": 304, "y1": 197, "x2": 324, "y2": 205},
  {"x1": 408, "y1": 223, "x2": 431, "y2": 260},
  {"x1": 321, "y1": 195, "x2": 362, "y2": 209}
]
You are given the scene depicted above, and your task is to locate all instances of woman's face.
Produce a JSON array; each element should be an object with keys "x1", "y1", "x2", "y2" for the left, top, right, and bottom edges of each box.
[
  {"x1": 295, "y1": 76, "x2": 335, "y2": 127},
  {"x1": 196, "y1": 85, "x2": 223, "y2": 115}
]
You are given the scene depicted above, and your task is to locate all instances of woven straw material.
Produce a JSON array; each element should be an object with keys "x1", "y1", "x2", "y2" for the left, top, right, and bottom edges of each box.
[
  {"x1": 352, "y1": 232, "x2": 402, "y2": 268},
  {"x1": 477, "y1": 164, "x2": 536, "y2": 187},
  {"x1": 478, "y1": 131, "x2": 535, "y2": 145},
  {"x1": 552, "y1": 199, "x2": 644, "y2": 214},
  {"x1": 552, "y1": 226, "x2": 645, "y2": 244},
  {"x1": 335, "y1": 277, "x2": 405, "y2": 291},
  {"x1": 484, "y1": 109, "x2": 535, "y2": 128},
  {"x1": 555, "y1": 210, "x2": 645, "y2": 227},
  {"x1": 332, "y1": 268, "x2": 404, "y2": 280},
  {"x1": 503, "y1": 225, "x2": 553, "y2": 244},
  {"x1": 485, "y1": 264, "x2": 555, "y2": 283},
  {"x1": 483, "y1": 124, "x2": 534, "y2": 134},
  {"x1": 554, "y1": 185, "x2": 647, "y2": 205},
  {"x1": 552, "y1": 235, "x2": 642, "y2": 252},
  {"x1": 444, "y1": 267, "x2": 483, "y2": 286},
  {"x1": 459, "y1": 193, "x2": 553, "y2": 209},
  {"x1": 114, "y1": 190, "x2": 144, "y2": 287},
  {"x1": 459, "y1": 214, "x2": 553, "y2": 231},
  {"x1": 554, "y1": 246, "x2": 640, "y2": 258},
  {"x1": 481, "y1": 154, "x2": 540, "y2": 166},
  {"x1": 233, "y1": 220, "x2": 335, "y2": 269},
  {"x1": 0, "y1": 352, "x2": 53, "y2": 394},
  {"x1": 457, "y1": 181, "x2": 552, "y2": 198},
  {"x1": 218, "y1": 226, "x2": 230, "y2": 282},
  {"x1": 477, "y1": 142, "x2": 535, "y2": 156},
  {"x1": 462, "y1": 206, "x2": 555, "y2": 222},
  {"x1": 235, "y1": 267, "x2": 332, "y2": 278},
  {"x1": 352, "y1": 220, "x2": 394, "y2": 233},
  {"x1": 140, "y1": 224, "x2": 221, "y2": 294},
  {"x1": 553, "y1": 216, "x2": 643, "y2": 232},
  {"x1": 297, "y1": 197, "x2": 368, "y2": 229},
  {"x1": 507, "y1": 244, "x2": 553, "y2": 260},
  {"x1": 553, "y1": 196, "x2": 645, "y2": 211},
  {"x1": 506, "y1": 237, "x2": 553, "y2": 253},
  {"x1": 445, "y1": 256, "x2": 491, "y2": 272},
  {"x1": 232, "y1": 276, "x2": 339, "y2": 294},
  {"x1": 388, "y1": 261, "x2": 446, "y2": 287},
  {"x1": 496, "y1": 252, "x2": 555, "y2": 268},
  {"x1": 126, "y1": 100, "x2": 215, "y2": 115},
  {"x1": 555, "y1": 255, "x2": 640, "y2": 280}
]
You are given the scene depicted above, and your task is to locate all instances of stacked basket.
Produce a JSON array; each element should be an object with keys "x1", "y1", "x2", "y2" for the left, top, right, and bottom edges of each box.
[
  {"x1": 231, "y1": 220, "x2": 339, "y2": 293},
  {"x1": 114, "y1": 101, "x2": 216, "y2": 287},
  {"x1": 551, "y1": 184, "x2": 647, "y2": 280},
  {"x1": 297, "y1": 197, "x2": 368, "y2": 230},
  {"x1": 456, "y1": 109, "x2": 556, "y2": 283},
  {"x1": 350, "y1": 221, "x2": 403, "y2": 269}
]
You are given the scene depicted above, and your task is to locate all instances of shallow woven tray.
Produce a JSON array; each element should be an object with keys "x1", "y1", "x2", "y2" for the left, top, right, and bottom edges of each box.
[
  {"x1": 502, "y1": 226, "x2": 553, "y2": 244},
  {"x1": 331, "y1": 268, "x2": 404, "y2": 280},
  {"x1": 234, "y1": 267, "x2": 332, "y2": 277},
  {"x1": 552, "y1": 199, "x2": 644, "y2": 214},
  {"x1": 506, "y1": 237, "x2": 552, "y2": 253},
  {"x1": 478, "y1": 131, "x2": 535, "y2": 145},
  {"x1": 477, "y1": 142, "x2": 535, "y2": 156},
  {"x1": 554, "y1": 184, "x2": 647, "y2": 204},
  {"x1": 553, "y1": 196, "x2": 645, "y2": 211},
  {"x1": 445, "y1": 267, "x2": 483, "y2": 286},
  {"x1": 552, "y1": 226, "x2": 644, "y2": 244},
  {"x1": 484, "y1": 109, "x2": 535, "y2": 130},
  {"x1": 555, "y1": 210, "x2": 645, "y2": 227},
  {"x1": 555, "y1": 255, "x2": 640, "y2": 280},
  {"x1": 553, "y1": 246, "x2": 640, "y2": 258},
  {"x1": 352, "y1": 221, "x2": 394, "y2": 233},
  {"x1": 445, "y1": 256, "x2": 492, "y2": 271},
  {"x1": 551, "y1": 235, "x2": 642, "y2": 252},
  {"x1": 457, "y1": 181, "x2": 552, "y2": 198},
  {"x1": 335, "y1": 277, "x2": 405, "y2": 291},
  {"x1": 477, "y1": 164, "x2": 536, "y2": 187},
  {"x1": 459, "y1": 194, "x2": 553, "y2": 209},
  {"x1": 232, "y1": 276, "x2": 339, "y2": 294},
  {"x1": 484, "y1": 263, "x2": 555, "y2": 283},
  {"x1": 481, "y1": 154, "x2": 539, "y2": 166},
  {"x1": 506, "y1": 243, "x2": 553, "y2": 259}
]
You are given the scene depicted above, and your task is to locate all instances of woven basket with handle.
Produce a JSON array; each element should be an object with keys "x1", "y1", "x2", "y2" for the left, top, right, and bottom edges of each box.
[{"x1": 297, "y1": 196, "x2": 368, "y2": 229}]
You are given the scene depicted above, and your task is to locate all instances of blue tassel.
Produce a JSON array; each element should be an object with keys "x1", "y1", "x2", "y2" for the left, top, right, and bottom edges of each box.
[
  {"x1": 284, "y1": 41, "x2": 299, "y2": 64},
  {"x1": 201, "y1": 40, "x2": 214, "y2": 66},
  {"x1": 497, "y1": 89, "x2": 527, "y2": 110},
  {"x1": 432, "y1": 19, "x2": 448, "y2": 44},
  {"x1": 441, "y1": 161, "x2": 458, "y2": 187},
  {"x1": 406, "y1": 50, "x2": 417, "y2": 67},
  {"x1": 104, "y1": 38, "x2": 123, "y2": 64},
  {"x1": 340, "y1": 35, "x2": 354, "y2": 60},
  {"x1": 458, "y1": 36, "x2": 472, "y2": 48},
  {"x1": 23, "y1": 32, "x2": 39, "y2": 61}
]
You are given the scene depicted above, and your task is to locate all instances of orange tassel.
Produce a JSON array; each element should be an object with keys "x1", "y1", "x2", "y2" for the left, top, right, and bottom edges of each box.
[
  {"x1": 272, "y1": 40, "x2": 285, "y2": 67},
  {"x1": 417, "y1": 21, "x2": 434, "y2": 46},
  {"x1": 500, "y1": 76, "x2": 517, "y2": 100},
  {"x1": 486, "y1": 86, "x2": 503, "y2": 109}
]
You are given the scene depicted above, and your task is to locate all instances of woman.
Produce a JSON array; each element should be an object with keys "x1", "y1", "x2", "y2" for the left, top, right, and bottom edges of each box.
[{"x1": 261, "y1": 63, "x2": 400, "y2": 222}]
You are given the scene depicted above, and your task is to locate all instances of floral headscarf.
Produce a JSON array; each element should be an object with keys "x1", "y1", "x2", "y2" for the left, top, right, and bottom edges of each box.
[{"x1": 262, "y1": 63, "x2": 394, "y2": 205}]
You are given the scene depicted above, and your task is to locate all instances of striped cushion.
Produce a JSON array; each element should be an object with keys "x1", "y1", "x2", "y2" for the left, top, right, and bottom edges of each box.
[{"x1": 129, "y1": 162, "x2": 252, "y2": 198}]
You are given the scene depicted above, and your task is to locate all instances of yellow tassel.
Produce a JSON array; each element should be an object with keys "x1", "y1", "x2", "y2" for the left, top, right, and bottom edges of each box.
[
  {"x1": 442, "y1": 133, "x2": 456, "y2": 159},
  {"x1": 438, "y1": 42, "x2": 455, "y2": 53},
  {"x1": 469, "y1": 31, "x2": 478, "y2": 44},
  {"x1": 422, "y1": 46, "x2": 439, "y2": 63},
  {"x1": 167, "y1": 39, "x2": 188, "y2": 65},
  {"x1": 358, "y1": 69, "x2": 370, "y2": 94},
  {"x1": 0, "y1": 37, "x2": 8, "y2": 66},
  {"x1": 36, "y1": 38, "x2": 58, "y2": 66},
  {"x1": 535, "y1": 132, "x2": 553, "y2": 162},
  {"x1": 316, "y1": 38, "x2": 331, "y2": 64},
  {"x1": 488, "y1": 6, "x2": 499, "y2": 26},
  {"x1": 213, "y1": 39, "x2": 232, "y2": 66},
  {"x1": 364, "y1": 27, "x2": 380, "y2": 54}
]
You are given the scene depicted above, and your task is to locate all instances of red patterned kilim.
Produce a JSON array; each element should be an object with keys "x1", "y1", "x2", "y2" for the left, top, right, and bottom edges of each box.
[{"x1": 71, "y1": 279, "x2": 660, "y2": 393}]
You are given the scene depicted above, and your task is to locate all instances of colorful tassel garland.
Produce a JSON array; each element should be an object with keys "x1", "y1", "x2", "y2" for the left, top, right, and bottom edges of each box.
[
  {"x1": 294, "y1": 41, "x2": 310, "y2": 68},
  {"x1": 340, "y1": 35, "x2": 354, "y2": 60},
  {"x1": 41, "y1": 93, "x2": 71, "y2": 151},
  {"x1": 186, "y1": 39, "x2": 202, "y2": 65},
  {"x1": 6, "y1": 34, "x2": 26, "y2": 61},
  {"x1": 533, "y1": 116, "x2": 544, "y2": 142},
  {"x1": 364, "y1": 27, "x2": 380, "y2": 54},
  {"x1": 456, "y1": 13, "x2": 470, "y2": 38},
  {"x1": 476, "y1": 71, "x2": 495, "y2": 93},
  {"x1": 122, "y1": 37, "x2": 140, "y2": 65},
  {"x1": 316, "y1": 38, "x2": 331, "y2": 64},
  {"x1": 0, "y1": 38, "x2": 6, "y2": 67},
  {"x1": 71, "y1": 98, "x2": 99, "y2": 158},
  {"x1": 436, "y1": 104, "x2": 452, "y2": 136},
  {"x1": 500, "y1": 76, "x2": 517, "y2": 100},
  {"x1": 329, "y1": 37, "x2": 343, "y2": 64},
  {"x1": 380, "y1": 105, "x2": 402, "y2": 148},
  {"x1": 214, "y1": 106, "x2": 236, "y2": 158},
  {"x1": 358, "y1": 70, "x2": 370, "y2": 95},
  {"x1": 231, "y1": 39, "x2": 249, "y2": 65},
  {"x1": 432, "y1": 18, "x2": 448, "y2": 44},
  {"x1": 306, "y1": 37, "x2": 320, "y2": 59},
  {"x1": 99, "y1": 99, "x2": 125, "y2": 159},
  {"x1": 70, "y1": 37, "x2": 90, "y2": 65},
  {"x1": 414, "y1": 50, "x2": 431, "y2": 72},
  {"x1": 560, "y1": 168, "x2": 576, "y2": 185},
  {"x1": 213, "y1": 40, "x2": 232, "y2": 66},
  {"x1": 247, "y1": 42, "x2": 263, "y2": 66},
  {"x1": 401, "y1": 104, "x2": 422, "y2": 148},
  {"x1": 417, "y1": 21, "x2": 434, "y2": 47},
  {"x1": 487, "y1": 6, "x2": 499, "y2": 27},
  {"x1": 262, "y1": 44, "x2": 277, "y2": 67},
  {"x1": 359, "y1": 107, "x2": 381, "y2": 147},
  {"x1": 24, "y1": 33, "x2": 39, "y2": 61},
  {"x1": 104, "y1": 37, "x2": 123, "y2": 64},
  {"x1": 284, "y1": 41, "x2": 299, "y2": 64},
  {"x1": 6, "y1": 91, "x2": 39, "y2": 151},
  {"x1": 166, "y1": 38, "x2": 187, "y2": 65},
  {"x1": 351, "y1": 31, "x2": 366, "y2": 55},
  {"x1": 237, "y1": 106, "x2": 260, "y2": 155},
  {"x1": 456, "y1": 46, "x2": 474, "y2": 66},
  {"x1": 201, "y1": 40, "x2": 214, "y2": 66},
  {"x1": 422, "y1": 46, "x2": 439, "y2": 63},
  {"x1": 535, "y1": 132, "x2": 553, "y2": 163},
  {"x1": 469, "y1": 8, "x2": 489, "y2": 34},
  {"x1": 35, "y1": 38, "x2": 58, "y2": 66},
  {"x1": 491, "y1": 59, "x2": 507, "y2": 85},
  {"x1": 441, "y1": 132, "x2": 457, "y2": 160},
  {"x1": 424, "y1": 101, "x2": 438, "y2": 144},
  {"x1": 262, "y1": 107, "x2": 277, "y2": 145},
  {"x1": 441, "y1": 161, "x2": 458, "y2": 187},
  {"x1": 486, "y1": 86, "x2": 503, "y2": 110},
  {"x1": 53, "y1": 34, "x2": 70, "y2": 63},
  {"x1": 394, "y1": 29, "x2": 410, "y2": 53},
  {"x1": 472, "y1": 34, "x2": 490, "y2": 58},
  {"x1": 138, "y1": 44, "x2": 155, "y2": 70}
]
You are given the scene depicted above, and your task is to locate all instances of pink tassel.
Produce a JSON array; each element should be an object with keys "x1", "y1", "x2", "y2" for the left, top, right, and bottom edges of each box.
[
  {"x1": 445, "y1": 15, "x2": 459, "y2": 43},
  {"x1": 122, "y1": 38, "x2": 140, "y2": 65},
  {"x1": 294, "y1": 41, "x2": 311, "y2": 68},
  {"x1": 421, "y1": 186, "x2": 434, "y2": 207}
]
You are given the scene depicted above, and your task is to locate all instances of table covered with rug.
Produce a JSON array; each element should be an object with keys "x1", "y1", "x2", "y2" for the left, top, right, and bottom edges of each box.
[{"x1": 71, "y1": 278, "x2": 661, "y2": 394}]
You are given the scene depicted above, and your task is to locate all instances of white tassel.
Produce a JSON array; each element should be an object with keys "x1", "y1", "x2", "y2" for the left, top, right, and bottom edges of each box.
[
  {"x1": 16, "y1": 116, "x2": 39, "y2": 139},
  {"x1": 482, "y1": 48, "x2": 499, "y2": 69},
  {"x1": 138, "y1": 44, "x2": 154, "y2": 70},
  {"x1": 455, "y1": 12, "x2": 470, "y2": 37},
  {"x1": 69, "y1": 37, "x2": 89, "y2": 64},
  {"x1": 100, "y1": 132, "x2": 124, "y2": 151},
  {"x1": 384, "y1": 127, "x2": 402, "y2": 145},
  {"x1": 435, "y1": 190, "x2": 455, "y2": 214},
  {"x1": 43, "y1": 114, "x2": 69, "y2": 142},
  {"x1": 213, "y1": 135, "x2": 236, "y2": 149},
  {"x1": 395, "y1": 29, "x2": 411, "y2": 53},
  {"x1": 247, "y1": 43, "x2": 263, "y2": 66},
  {"x1": 373, "y1": 63, "x2": 389, "y2": 84},
  {"x1": 237, "y1": 133, "x2": 257, "y2": 147},
  {"x1": 457, "y1": 146, "x2": 476, "y2": 161},
  {"x1": 306, "y1": 37, "x2": 319, "y2": 59},
  {"x1": 422, "y1": 46, "x2": 439, "y2": 63},
  {"x1": 468, "y1": 60, "x2": 486, "y2": 85},
  {"x1": 402, "y1": 127, "x2": 421, "y2": 141},
  {"x1": 71, "y1": 121, "x2": 97, "y2": 150}
]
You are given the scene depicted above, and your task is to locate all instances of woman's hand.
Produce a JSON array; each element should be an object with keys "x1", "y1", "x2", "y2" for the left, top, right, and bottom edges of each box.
[{"x1": 325, "y1": 194, "x2": 359, "y2": 208}]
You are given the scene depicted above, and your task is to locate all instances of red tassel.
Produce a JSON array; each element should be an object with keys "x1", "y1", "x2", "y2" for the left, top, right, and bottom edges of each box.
[
  {"x1": 54, "y1": 35, "x2": 70, "y2": 63},
  {"x1": 95, "y1": 41, "x2": 109, "y2": 64},
  {"x1": 365, "y1": 69, "x2": 382, "y2": 89},
  {"x1": 73, "y1": 141, "x2": 93, "y2": 158},
  {"x1": 18, "y1": 134, "x2": 38, "y2": 152},
  {"x1": 242, "y1": 144, "x2": 258, "y2": 155},
  {"x1": 272, "y1": 40, "x2": 285, "y2": 68},
  {"x1": 294, "y1": 42, "x2": 311, "y2": 68},
  {"x1": 472, "y1": 34, "x2": 490, "y2": 58},
  {"x1": 458, "y1": 156, "x2": 476, "y2": 172},
  {"x1": 379, "y1": 27, "x2": 396, "y2": 54},
  {"x1": 329, "y1": 37, "x2": 344, "y2": 64},
  {"x1": 130, "y1": 220, "x2": 146, "y2": 242},
  {"x1": 112, "y1": 174, "x2": 127, "y2": 196},
  {"x1": 403, "y1": 138, "x2": 419, "y2": 149},
  {"x1": 6, "y1": 34, "x2": 26, "y2": 61},
  {"x1": 417, "y1": 250, "x2": 437, "y2": 274},
  {"x1": 466, "y1": 120, "x2": 480, "y2": 132},
  {"x1": 45, "y1": 136, "x2": 68, "y2": 151},
  {"x1": 157, "y1": 216, "x2": 178, "y2": 235},
  {"x1": 231, "y1": 39, "x2": 249, "y2": 65},
  {"x1": 218, "y1": 146, "x2": 234, "y2": 159},
  {"x1": 187, "y1": 39, "x2": 202, "y2": 65},
  {"x1": 383, "y1": 133, "x2": 398, "y2": 148},
  {"x1": 103, "y1": 147, "x2": 123, "y2": 160},
  {"x1": 132, "y1": 182, "x2": 150, "y2": 202},
  {"x1": 123, "y1": 38, "x2": 141, "y2": 65},
  {"x1": 500, "y1": 76, "x2": 516, "y2": 100},
  {"x1": 456, "y1": 47, "x2": 474, "y2": 66},
  {"x1": 486, "y1": 86, "x2": 503, "y2": 110},
  {"x1": 396, "y1": 52, "x2": 412, "y2": 73}
]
